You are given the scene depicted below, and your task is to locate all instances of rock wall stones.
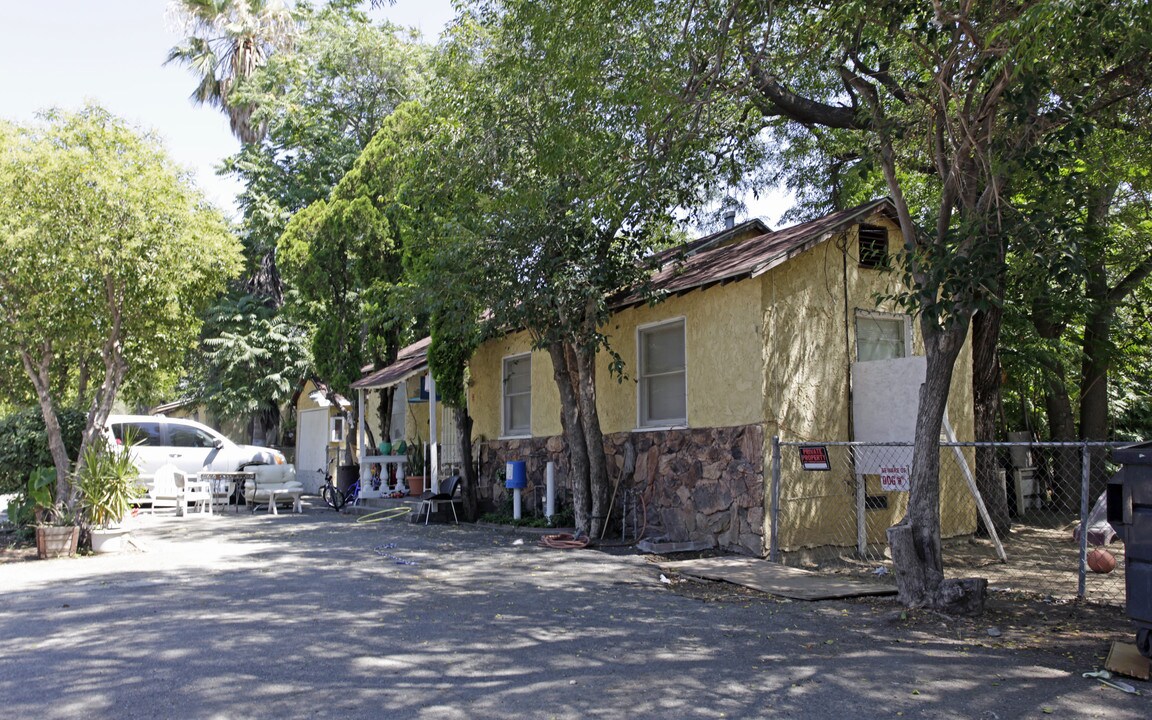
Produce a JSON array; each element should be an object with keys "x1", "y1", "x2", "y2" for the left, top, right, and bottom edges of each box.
[{"x1": 477, "y1": 423, "x2": 765, "y2": 555}]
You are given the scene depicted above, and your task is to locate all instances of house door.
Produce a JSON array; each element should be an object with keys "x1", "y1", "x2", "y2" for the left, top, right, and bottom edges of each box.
[{"x1": 296, "y1": 408, "x2": 330, "y2": 494}]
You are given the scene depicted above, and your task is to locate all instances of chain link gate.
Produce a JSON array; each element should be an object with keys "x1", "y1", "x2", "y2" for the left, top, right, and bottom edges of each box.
[{"x1": 770, "y1": 438, "x2": 1130, "y2": 607}]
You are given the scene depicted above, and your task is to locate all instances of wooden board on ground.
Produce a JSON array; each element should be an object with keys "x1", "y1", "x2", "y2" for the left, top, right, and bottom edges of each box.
[
  {"x1": 656, "y1": 557, "x2": 897, "y2": 600},
  {"x1": 1106, "y1": 641, "x2": 1151, "y2": 680}
]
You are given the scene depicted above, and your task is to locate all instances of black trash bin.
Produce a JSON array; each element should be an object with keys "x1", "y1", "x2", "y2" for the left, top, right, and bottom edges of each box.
[
  {"x1": 1107, "y1": 442, "x2": 1152, "y2": 659},
  {"x1": 337, "y1": 464, "x2": 359, "y2": 495}
]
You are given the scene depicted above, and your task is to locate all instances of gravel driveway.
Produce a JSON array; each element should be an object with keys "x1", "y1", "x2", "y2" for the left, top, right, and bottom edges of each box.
[{"x1": 1, "y1": 503, "x2": 1148, "y2": 719}]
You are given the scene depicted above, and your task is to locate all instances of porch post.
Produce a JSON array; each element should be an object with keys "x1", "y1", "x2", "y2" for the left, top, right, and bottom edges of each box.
[
  {"x1": 357, "y1": 388, "x2": 366, "y2": 473},
  {"x1": 428, "y1": 373, "x2": 439, "y2": 489},
  {"x1": 1077, "y1": 442, "x2": 1090, "y2": 599}
]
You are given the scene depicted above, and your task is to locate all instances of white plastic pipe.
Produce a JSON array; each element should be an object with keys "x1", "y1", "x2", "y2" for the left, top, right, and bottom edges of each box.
[
  {"x1": 513, "y1": 488, "x2": 522, "y2": 519},
  {"x1": 545, "y1": 461, "x2": 555, "y2": 520}
]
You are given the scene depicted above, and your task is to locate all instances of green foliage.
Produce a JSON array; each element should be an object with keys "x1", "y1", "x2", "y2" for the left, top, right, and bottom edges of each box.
[
  {"x1": 166, "y1": 0, "x2": 298, "y2": 143},
  {"x1": 0, "y1": 106, "x2": 241, "y2": 497},
  {"x1": 405, "y1": 437, "x2": 427, "y2": 476},
  {"x1": 74, "y1": 443, "x2": 142, "y2": 528},
  {"x1": 229, "y1": 7, "x2": 428, "y2": 408},
  {"x1": 480, "y1": 492, "x2": 575, "y2": 528},
  {"x1": 437, "y1": 0, "x2": 764, "y2": 353},
  {"x1": 225, "y1": 4, "x2": 429, "y2": 258},
  {"x1": 192, "y1": 292, "x2": 311, "y2": 430},
  {"x1": 0, "y1": 407, "x2": 85, "y2": 494}
]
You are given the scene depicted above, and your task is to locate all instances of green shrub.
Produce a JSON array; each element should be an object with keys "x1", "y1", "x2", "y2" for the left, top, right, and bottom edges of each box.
[
  {"x1": 0, "y1": 407, "x2": 86, "y2": 494},
  {"x1": 479, "y1": 492, "x2": 575, "y2": 528}
]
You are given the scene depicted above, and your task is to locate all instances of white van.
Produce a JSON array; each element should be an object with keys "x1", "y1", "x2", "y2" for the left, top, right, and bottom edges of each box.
[{"x1": 105, "y1": 415, "x2": 292, "y2": 489}]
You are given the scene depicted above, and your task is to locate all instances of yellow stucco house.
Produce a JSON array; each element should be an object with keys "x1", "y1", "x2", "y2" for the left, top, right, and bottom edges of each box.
[{"x1": 466, "y1": 199, "x2": 974, "y2": 556}]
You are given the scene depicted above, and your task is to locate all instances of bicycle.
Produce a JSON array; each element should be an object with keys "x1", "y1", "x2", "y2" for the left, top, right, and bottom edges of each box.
[{"x1": 319, "y1": 469, "x2": 360, "y2": 511}]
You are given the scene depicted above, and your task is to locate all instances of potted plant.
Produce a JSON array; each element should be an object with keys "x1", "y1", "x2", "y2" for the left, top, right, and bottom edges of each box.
[
  {"x1": 75, "y1": 444, "x2": 142, "y2": 554},
  {"x1": 405, "y1": 437, "x2": 427, "y2": 496},
  {"x1": 27, "y1": 467, "x2": 80, "y2": 559}
]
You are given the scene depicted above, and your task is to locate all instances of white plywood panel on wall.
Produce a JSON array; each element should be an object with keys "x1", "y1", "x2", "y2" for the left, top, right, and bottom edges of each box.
[{"x1": 852, "y1": 356, "x2": 925, "y2": 475}]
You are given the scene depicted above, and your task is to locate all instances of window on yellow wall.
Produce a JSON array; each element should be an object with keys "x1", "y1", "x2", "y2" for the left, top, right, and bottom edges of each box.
[
  {"x1": 639, "y1": 319, "x2": 687, "y2": 427},
  {"x1": 856, "y1": 311, "x2": 911, "y2": 361},
  {"x1": 502, "y1": 354, "x2": 531, "y2": 436}
]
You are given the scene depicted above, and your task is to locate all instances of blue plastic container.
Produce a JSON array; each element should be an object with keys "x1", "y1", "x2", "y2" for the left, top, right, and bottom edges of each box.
[{"x1": 505, "y1": 460, "x2": 527, "y2": 489}]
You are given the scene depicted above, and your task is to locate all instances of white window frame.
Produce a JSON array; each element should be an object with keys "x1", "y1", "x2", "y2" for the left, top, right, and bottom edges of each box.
[
  {"x1": 637, "y1": 317, "x2": 688, "y2": 429},
  {"x1": 855, "y1": 310, "x2": 912, "y2": 362},
  {"x1": 502, "y1": 353, "x2": 532, "y2": 438},
  {"x1": 329, "y1": 415, "x2": 346, "y2": 444}
]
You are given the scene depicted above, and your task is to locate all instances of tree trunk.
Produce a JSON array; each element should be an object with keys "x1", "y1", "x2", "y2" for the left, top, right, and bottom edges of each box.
[
  {"x1": 547, "y1": 342, "x2": 591, "y2": 533},
  {"x1": 887, "y1": 321, "x2": 984, "y2": 613},
  {"x1": 573, "y1": 340, "x2": 609, "y2": 540},
  {"x1": 456, "y1": 407, "x2": 478, "y2": 522},
  {"x1": 377, "y1": 387, "x2": 395, "y2": 444},
  {"x1": 20, "y1": 346, "x2": 72, "y2": 503},
  {"x1": 971, "y1": 305, "x2": 1011, "y2": 536},
  {"x1": 1030, "y1": 301, "x2": 1079, "y2": 511}
]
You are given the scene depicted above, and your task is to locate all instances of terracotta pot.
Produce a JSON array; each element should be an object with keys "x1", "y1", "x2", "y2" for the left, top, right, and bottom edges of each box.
[
  {"x1": 406, "y1": 475, "x2": 425, "y2": 496},
  {"x1": 36, "y1": 525, "x2": 78, "y2": 559}
]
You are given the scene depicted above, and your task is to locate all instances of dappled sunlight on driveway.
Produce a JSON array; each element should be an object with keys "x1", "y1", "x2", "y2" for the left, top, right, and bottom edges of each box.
[{"x1": 1, "y1": 510, "x2": 1148, "y2": 719}]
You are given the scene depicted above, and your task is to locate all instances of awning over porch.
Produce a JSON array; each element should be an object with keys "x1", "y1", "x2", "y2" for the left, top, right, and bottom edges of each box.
[
  {"x1": 351, "y1": 336, "x2": 430, "y2": 391},
  {"x1": 350, "y1": 336, "x2": 444, "y2": 492}
]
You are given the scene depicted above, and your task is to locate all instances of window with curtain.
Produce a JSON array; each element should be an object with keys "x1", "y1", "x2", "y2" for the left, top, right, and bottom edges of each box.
[
  {"x1": 502, "y1": 354, "x2": 531, "y2": 436},
  {"x1": 639, "y1": 319, "x2": 687, "y2": 427}
]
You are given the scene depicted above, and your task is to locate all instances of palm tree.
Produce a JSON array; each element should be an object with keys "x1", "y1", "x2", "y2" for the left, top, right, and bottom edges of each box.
[{"x1": 165, "y1": 0, "x2": 296, "y2": 143}]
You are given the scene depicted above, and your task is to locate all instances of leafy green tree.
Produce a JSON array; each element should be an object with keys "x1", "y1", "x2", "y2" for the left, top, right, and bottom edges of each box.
[
  {"x1": 277, "y1": 103, "x2": 434, "y2": 459},
  {"x1": 193, "y1": 292, "x2": 312, "y2": 444},
  {"x1": 0, "y1": 107, "x2": 241, "y2": 501},
  {"x1": 999, "y1": 102, "x2": 1152, "y2": 504},
  {"x1": 166, "y1": 0, "x2": 298, "y2": 143},
  {"x1": 224, "y1": 3, "x2": 428, "y2": 276},
  {"x1": 704, "y1": 0, "x2": 1152, "y2": 610},
  {"x1": 193, "y1": 3, "x2": 428, "y2": 443},
  {"x1": 430, "y1": 0, "x2": 763, "y2": 536}
]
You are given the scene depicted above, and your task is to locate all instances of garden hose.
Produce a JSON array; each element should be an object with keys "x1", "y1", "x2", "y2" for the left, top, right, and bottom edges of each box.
[
  {"x1": 355, "y1": 506, "x2": 413, "y2": 524},
  {"x1": 539, "y1": 533, "x2": 590, "y2": 549}
]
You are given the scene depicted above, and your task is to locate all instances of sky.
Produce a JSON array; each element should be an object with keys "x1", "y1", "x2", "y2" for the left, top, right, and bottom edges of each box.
[
  {"x1": 0, "y1": 0, "x2": 788, "y2": 226},
  {"x1": 0, "y1": 0, "x2": 457, "y2": 218}
]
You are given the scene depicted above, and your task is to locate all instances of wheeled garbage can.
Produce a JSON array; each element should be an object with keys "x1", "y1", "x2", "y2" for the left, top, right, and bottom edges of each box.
[{"x1": 1108, "y1": 442, "x2": 1152, "y2": 659}]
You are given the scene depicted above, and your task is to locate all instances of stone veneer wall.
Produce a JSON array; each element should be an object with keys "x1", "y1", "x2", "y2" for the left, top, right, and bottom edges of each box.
[
  {"x1": 477, "y1": 436, "x2": 572, "y2": 517},
  {"x1": 478, "y1": 423, "x2": 765, "y2": 555}
]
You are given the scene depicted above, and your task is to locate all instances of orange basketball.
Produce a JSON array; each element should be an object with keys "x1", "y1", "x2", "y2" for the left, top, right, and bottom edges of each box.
[{"x1": 1087, "y1": 548, "x2": 1117, "y2": 574}]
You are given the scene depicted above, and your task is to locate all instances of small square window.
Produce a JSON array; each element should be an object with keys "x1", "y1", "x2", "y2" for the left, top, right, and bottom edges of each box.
[
  {"x1": 858, "y1": 225, "x2": 888, "y2": 269},
  {"x1": 856, "y1": 313, "x2": 910, "y2": 361}
]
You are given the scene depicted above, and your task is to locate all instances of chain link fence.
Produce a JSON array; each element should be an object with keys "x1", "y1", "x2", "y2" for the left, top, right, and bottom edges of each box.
[{"x1": 771, "y1": 439, "x2": 1131, "y2": 607}]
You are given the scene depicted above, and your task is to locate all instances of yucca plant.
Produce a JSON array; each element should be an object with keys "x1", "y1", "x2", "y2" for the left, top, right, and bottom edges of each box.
[{"x1": 75, "y1": 444, "x2": 142, "y2": 529}]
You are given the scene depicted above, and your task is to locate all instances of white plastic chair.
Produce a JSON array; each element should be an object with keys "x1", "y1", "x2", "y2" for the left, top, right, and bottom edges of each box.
[
  {"x1": 183, "y1": 477, "x2": 213, "y2": 515},
  {"x1": 148, "y1": 464, "x2": 189, "y2": 516}
]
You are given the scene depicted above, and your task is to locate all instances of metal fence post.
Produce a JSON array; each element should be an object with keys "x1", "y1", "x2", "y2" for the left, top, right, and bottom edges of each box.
[
  {"x1": 1078, "y1": 442, "x2": 1091, "y2": 599},
  {"x1": 770, "y1": 436, "x2": 781, "y2": 563}
]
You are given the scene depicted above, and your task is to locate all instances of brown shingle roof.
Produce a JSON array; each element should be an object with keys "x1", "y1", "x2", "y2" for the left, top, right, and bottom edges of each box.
[
  {"x1": 350, "y1": 337, "x2": 431, "y2": 390},
  {"x1": 614, "y1": 199, "x2": 895, "y2": 308}
]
